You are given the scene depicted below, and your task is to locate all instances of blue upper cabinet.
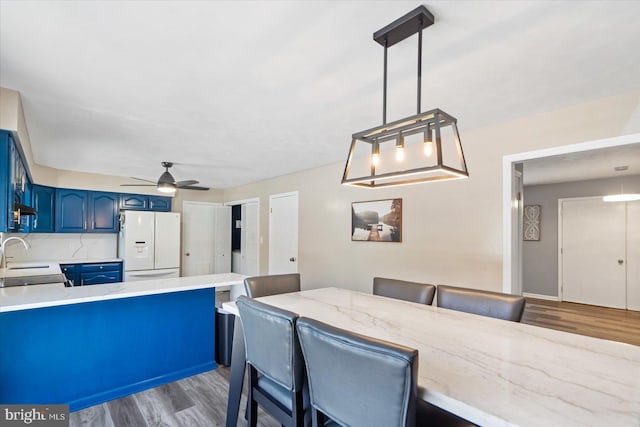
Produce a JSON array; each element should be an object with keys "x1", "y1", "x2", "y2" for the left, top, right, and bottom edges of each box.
[
  {"x1": 31, "y1": 185, "x2": 56, "y2": 233},
  {"x1": 55, "y1": 189, "x2": 88, "y2": 232},
  {"x1": 119, "y1": 194, "x2": 147, "y2": 210},
  {"x1": 1, "y1": 131, "x2": 31, "y2": 232},
  {"x1": 120, "y1": 193, "x2": 171, "y2": 212},
  {"x1": 148, "y1": 196, "x2": 171, "y2": 212},
  {"x1": 0, "y1": 132, "x2": 9, "y2": 232},
  {"x1": 89, "y1": 192, "x2": 119, "y2": 232}
]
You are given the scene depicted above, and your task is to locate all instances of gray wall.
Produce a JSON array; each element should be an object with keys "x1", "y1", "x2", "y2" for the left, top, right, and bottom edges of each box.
[{"x1": 522, "y1": 175, "x2": 640, "y2": 297}]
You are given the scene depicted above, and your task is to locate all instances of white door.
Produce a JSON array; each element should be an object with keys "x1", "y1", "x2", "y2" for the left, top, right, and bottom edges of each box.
[
  {"x1": 241, "y1": 203, "x2": 259, "y2": 276},
  {"x1": 214, "y1": 206, "x2": 232, "y2": 273},
  {"x1": 122, "y1": 211, "x2": 155, "y2": 271},
  {"x1": 561, "y1": 198, "x2": 627, "y2": 309},
  {"x1": 155, "y1": 212, "x2": 181, "y2": 269},
  {"x1": 269, "y1": 192, "x2": 299, "y2": 275},
  {"x1": 182, "y1": 202, "x2": 217, "y2": 276},
  {"x1": 627, "y1": 201, "x2": 640, "y2": 311}
]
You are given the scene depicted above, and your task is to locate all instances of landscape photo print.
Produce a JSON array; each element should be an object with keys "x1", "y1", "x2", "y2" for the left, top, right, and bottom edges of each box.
[{"x1": 351, "y1": 198, "x2": 402, "y2": 242}]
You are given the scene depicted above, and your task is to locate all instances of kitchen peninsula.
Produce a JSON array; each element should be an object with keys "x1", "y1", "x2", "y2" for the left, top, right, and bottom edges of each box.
[{"x1": 0, "y1": 272, "x2": 245, "y2": 411}]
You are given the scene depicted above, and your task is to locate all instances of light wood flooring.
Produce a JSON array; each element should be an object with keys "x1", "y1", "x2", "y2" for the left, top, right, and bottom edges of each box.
[
  {"x1": 70, "y1": 299, "x2": 640, "y2": 427},
  {"x1": 521, "y1": 298, "x2": 640, "y2": 346}
]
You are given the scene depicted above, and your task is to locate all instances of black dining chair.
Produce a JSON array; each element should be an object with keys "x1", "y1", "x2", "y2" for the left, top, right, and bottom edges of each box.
[
  {"x1": 296, "y1": 317, "x2": 475, "y2": 427},
  {"x1": 436, "y1": 285, "x2": 526, "y2": 322},
  {"x1": 244, "y1": 273, "x2": 301, "y2": 298},
  {"x1": 236, "y1": 296, "x2": 308, "y2": 427},
  {"x1": 373, "y1": 277, "x2": 436, "y2": 305}
]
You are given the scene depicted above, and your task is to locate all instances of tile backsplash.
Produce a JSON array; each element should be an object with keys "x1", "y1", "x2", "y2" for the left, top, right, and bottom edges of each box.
[{"x1": 3, "y1": 233, "x2": 118, "y2": 262}]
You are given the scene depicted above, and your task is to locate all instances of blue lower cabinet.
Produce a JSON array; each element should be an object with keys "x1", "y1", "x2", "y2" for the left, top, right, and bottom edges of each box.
[
  {"x1": 61, "y1": 262, "x2": 123, "y2": 286},
  {"x1": 60, "y1": 264, "x2": 80, "y2": 287},
  {"x1": 0, "y1": 288, "x2": 216, "y2": 411}
]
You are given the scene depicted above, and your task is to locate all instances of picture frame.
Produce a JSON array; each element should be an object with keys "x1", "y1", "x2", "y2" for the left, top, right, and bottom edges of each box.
[{"x1": 351, "y1": 198, "x2": 402, "y2": 242}]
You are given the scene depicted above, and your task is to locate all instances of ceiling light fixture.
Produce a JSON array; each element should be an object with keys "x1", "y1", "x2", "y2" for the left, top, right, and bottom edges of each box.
[
  {"x1": 341, "y1": 6, "x2": 469, "y2": 188},
  {"x1": 603, "y1": 165, "x2": 640, "y2": 202}
]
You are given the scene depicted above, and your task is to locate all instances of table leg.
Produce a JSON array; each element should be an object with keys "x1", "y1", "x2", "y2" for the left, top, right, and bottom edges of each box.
[{"x1": 225, "y1": 315, "x2": 246, "y2": 427}]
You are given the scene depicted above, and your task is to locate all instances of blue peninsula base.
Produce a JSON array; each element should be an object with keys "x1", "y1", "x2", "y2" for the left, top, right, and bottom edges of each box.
[{"x1": 0, "y1": 288, "x2": 216, "y2": 411}]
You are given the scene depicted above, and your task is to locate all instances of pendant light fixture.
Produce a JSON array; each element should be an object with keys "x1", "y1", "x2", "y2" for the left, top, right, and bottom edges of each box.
[
  {"x1": 603, "y1": 166, "x2": 640, "y2": 202},
  {"x1": 341, "y1": 6, "x2": 469, "y2": 188}
]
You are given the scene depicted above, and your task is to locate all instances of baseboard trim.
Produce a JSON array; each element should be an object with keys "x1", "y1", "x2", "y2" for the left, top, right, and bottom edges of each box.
[
  {"x1": 68, "y1": 362, "x2": 217, "y2": 412},
  {"x1": 523, "y1": 292, "x2": 559, "y2": 301}
]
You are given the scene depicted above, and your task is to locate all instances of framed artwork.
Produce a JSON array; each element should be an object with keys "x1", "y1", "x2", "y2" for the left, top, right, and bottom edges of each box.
[
  {"x1": 523, "y1": 205, "x2": 541, "y2": 241},
  {"x1": 351, "y1": 198, "x2": 402, "y2": 242}
]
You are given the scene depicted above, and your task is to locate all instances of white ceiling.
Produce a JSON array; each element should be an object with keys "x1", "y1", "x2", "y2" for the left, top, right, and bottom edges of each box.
[
  {"x1": 523, "y1": 144, "x2": 640, "y2": 186},
  {"x1": 1, "y1": 1, "x2": 640, "y2": 189}
]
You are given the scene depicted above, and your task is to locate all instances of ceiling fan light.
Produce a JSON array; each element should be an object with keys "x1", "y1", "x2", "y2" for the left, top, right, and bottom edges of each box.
[{"x1": 157, "y1": 182, "x2": 177, "y2": 193}]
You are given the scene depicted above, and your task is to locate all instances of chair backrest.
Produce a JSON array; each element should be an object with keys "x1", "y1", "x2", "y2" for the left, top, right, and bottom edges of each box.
[
  {"x1": 244, "y1": 273, "x2": 301, "y2": 298},
  {"x1": 436, "y1": 285, "x2": 526, "y2": 322},
  {"x1": 236, "y1": 296, "x2": 305, "y2": 391},
  {"x1": 373, "y1": 277, "x2": 436, "y2": 305},
  {"x1": 296, "y1": 317, "x2": 418, "y2": 427}
]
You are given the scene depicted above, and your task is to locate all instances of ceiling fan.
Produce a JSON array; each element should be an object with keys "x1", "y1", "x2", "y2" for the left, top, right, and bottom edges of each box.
[{"x1": 121, "y1": 162, "x2": 210, "y2": 193}]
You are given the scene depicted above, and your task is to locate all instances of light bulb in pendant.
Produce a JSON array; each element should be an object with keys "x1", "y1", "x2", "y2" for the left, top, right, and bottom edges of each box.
[
  {"x1": 395, "y1": 134, "x2": 405, "y2": 161},
  {"x1": 423, "y1": 141, "x2": 433, "y2": 157},
  {"x1": 371, "y1": 142, "x2": 380, "y2": 166},
  {"x1": 423, "y1": 127, "x2": 433, "y2": 157}
]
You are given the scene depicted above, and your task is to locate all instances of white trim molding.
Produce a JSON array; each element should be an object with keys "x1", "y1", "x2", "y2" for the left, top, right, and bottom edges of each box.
[
  {"x1": 523, "y1": 292, "x2": 559, "y2": 301},
  {"x1": 502, "y1": 132, "x2": 640, "y2": 295}
]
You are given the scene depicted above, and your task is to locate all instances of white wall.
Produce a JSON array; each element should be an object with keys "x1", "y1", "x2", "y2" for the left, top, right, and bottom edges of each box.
[{"x1": 223, "y1": 91, "x2": 640, "y2": 294}]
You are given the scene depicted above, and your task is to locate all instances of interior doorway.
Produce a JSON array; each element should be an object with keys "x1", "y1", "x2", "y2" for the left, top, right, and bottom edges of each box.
[{"x1": 502, "y1": 132, "x2": 640, "y2": 295}]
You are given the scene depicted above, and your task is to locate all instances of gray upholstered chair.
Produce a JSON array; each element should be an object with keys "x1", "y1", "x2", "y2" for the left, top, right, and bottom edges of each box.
[
  {"x1": 244, "y1": 273, "x2": 301, "y2": 298},
  {"x1": 296, "y1": 317, "x2": 475, "y2": 427},
  {"x1": 436, "y1": 285, "x2": 526, "y2": 322},
  {"x1": 373, "y1": 277, "x2": 436, "y2": 305},
  {"x1": 236, "y1": 296, "x2": 307, "y2": 427}
]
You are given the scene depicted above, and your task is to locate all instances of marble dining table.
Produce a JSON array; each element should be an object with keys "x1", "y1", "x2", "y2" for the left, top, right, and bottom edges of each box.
[{"x1": 222, "y1": 287, "x2": 640, "y2": 427}]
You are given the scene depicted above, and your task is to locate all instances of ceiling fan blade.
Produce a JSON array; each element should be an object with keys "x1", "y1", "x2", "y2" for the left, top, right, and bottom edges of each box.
[
  {"x1": 175, "y1": 180, "x2": 199, "y2": 186},
  {"x1": 120, "y1": 184, "x2": 156, "y2": 187},
  {"x1": 178, "y1": 185, "x2": 210, "y2": 191},
  {"x1": 130, "y1": 177, "x2": 156, "y2": 183}
]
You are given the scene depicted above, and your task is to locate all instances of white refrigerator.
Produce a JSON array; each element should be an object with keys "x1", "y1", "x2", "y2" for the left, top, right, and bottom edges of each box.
[{"x1": 118, "y1": 211, "x2": 181, "y2": 281}]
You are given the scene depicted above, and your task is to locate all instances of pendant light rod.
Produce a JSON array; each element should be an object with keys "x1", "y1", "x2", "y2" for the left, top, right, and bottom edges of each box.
[
  {"x1": 417, "y1": 26, "x2": 422, "y2": 114},
  {"x1": 383, "y1": 41, "x2": 388, "y2": 125}
]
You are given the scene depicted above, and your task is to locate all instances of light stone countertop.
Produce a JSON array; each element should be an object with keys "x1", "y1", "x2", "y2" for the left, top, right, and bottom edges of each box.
[
  {"x1": 223, "y1": 288, "x2": 640, "y2": 427},
  {"x1": 1, "y1": 272, "x2": 246, "y2": 312}
]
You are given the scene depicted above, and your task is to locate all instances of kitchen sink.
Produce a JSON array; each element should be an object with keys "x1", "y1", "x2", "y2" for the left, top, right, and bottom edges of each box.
[{"x1": 0, "y1": 274, "x2": 68, "y2": 287}]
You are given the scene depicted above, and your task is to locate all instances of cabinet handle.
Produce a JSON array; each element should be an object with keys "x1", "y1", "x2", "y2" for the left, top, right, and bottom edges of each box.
[{"x1": 618, "y1": 259, "x2": 624, "y2": 265}]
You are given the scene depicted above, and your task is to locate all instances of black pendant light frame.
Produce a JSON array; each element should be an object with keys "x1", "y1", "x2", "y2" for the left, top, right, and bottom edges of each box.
[{"x1": 341, "y1": 6, "x2": 469, "y2": 188}]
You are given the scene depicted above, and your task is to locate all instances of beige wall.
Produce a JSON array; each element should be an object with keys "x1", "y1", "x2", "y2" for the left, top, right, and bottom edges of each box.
[
  {"x1": 224, "y1": 91, "x2": 640, "y2": 294},
  {"x1": 1, "y1": 87, "x2": 224, "y2": 210}
]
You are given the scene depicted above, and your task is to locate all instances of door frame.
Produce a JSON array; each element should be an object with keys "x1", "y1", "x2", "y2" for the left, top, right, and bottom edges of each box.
[
  {"x1": 223, "y1": 197, "x2": 260, "y2": 275},
  {"x1": 502, "y1": 132, "x2": 640, "y2": 294},
  {"x1": 268, "y1": 191, "x2": 299, "y2": 274}
]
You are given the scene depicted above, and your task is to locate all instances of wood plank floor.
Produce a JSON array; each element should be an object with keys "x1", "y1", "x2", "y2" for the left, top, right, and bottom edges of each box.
[
  {"x1": 70, "y1": 298, "x2": 640, "y2": 427},
  {"x1": 521, "y1": 298, "x2": 640, "y2": 346}
]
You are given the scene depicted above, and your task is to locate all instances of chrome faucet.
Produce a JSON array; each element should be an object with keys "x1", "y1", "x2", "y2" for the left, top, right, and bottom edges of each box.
[{"x1": 0, "y1": 237, "x2": 30, "y2": 269}]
